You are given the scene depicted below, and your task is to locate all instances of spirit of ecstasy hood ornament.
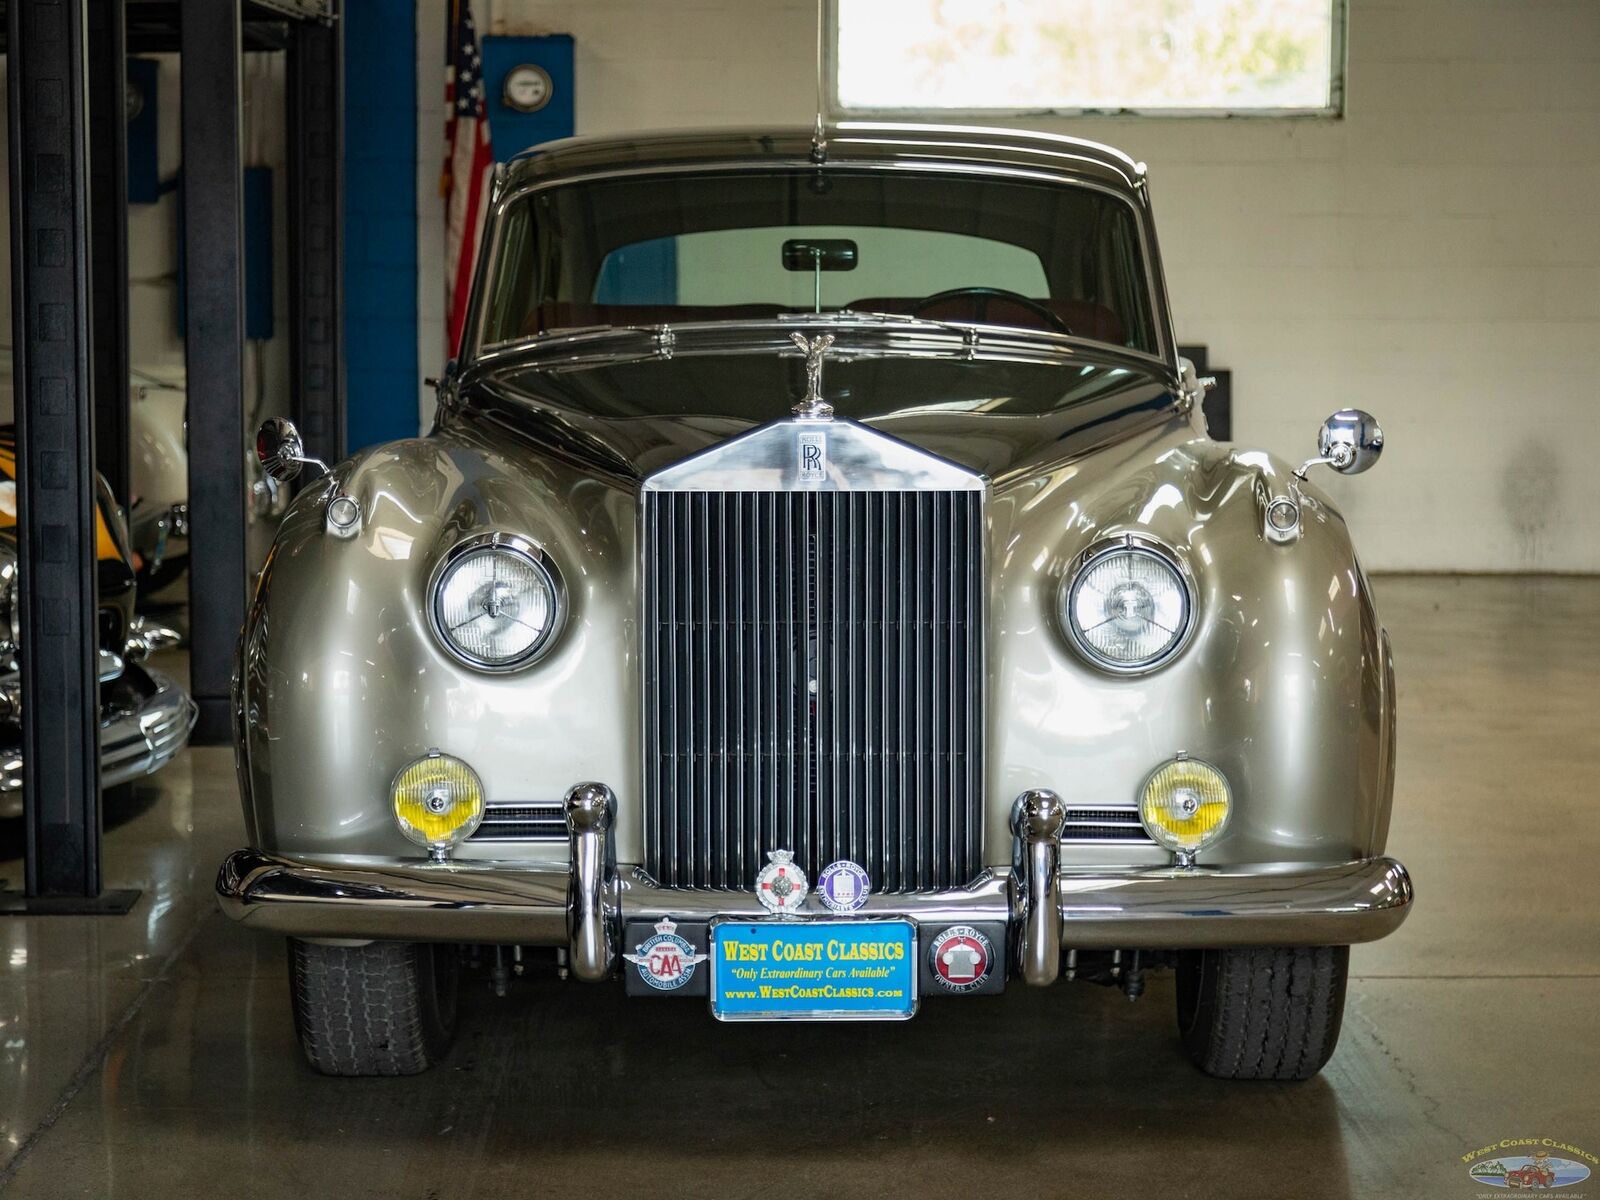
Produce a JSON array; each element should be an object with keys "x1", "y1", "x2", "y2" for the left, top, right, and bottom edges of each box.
[{"x1": 789, "y1": 332, "x2": 836, "y2": 420}]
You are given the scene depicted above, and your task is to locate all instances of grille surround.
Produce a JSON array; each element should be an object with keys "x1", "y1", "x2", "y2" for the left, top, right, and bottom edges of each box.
[{"x1": 640, "y1": 418, "x2": 986, "y2": 894}]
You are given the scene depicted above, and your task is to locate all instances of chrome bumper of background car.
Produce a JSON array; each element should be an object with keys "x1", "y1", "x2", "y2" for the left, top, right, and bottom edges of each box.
[
  {"x1": 0, "y1": 666, "x2": 197, "y2": 812},
  {"x1": 216, "y1": 789, "x2": 1414, "y2": 978}
]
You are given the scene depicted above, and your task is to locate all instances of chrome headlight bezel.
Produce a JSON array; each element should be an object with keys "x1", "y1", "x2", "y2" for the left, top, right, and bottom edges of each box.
[
  {"x1": 1058, "y1": 534, "x2": 1195, "y2": 675},
  {"x1": 0, "y1": 555, "x2": 19, "y2": 658},
  {"x1": 426, "y1": 531, "x2": 566, "y2": 673}
]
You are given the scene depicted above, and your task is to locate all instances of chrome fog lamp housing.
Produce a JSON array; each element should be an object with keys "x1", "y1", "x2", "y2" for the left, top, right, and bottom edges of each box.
[
  {"x1": 1139, "y1": 755, "x2": 1232, "y2": 865},
  {"x1": 391, "y1": 750, "x2": 485, "y2": 859},
  {"x1": 1060, "y1": 535, "x2": 1193, "y2": 673},
  {"x1": 427, "y1": 532, "x2": 564, "y2": 671}
]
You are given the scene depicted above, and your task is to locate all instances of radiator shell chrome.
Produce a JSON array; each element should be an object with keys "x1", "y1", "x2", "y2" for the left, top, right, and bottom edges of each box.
[{"x1": 641, "y1": 418, "x2": 985, "y2": 893}]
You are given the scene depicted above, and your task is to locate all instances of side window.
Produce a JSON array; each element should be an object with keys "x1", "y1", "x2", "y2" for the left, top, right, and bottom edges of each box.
[
  {"x1": 1105, "y1": 209, "x2": 1157, "y2": 355},
  {"x1": 483, "y1": 203, "x2": 535, "y2": 345}
]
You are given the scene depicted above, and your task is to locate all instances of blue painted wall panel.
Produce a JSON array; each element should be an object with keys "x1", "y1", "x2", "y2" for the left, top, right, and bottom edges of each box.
[
  {"x1": 481, "y1": 35, "x2": 575, "y2": 159},
  {"x1": 343, "y1": 1, "x2": 419, "y2": 450}
]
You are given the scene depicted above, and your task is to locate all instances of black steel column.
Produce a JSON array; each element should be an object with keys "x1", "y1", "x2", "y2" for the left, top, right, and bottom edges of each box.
[
  {"x1": 180, "y1": 0, "x2": 247, "y2": 744},
  {"x1": 287, "y1": 1, "x2": 344, "y2": 467},
  {"x1": 5, "y1": 0, "x2": 110, "y2": 902},
  {"x1": 86, "y1": 0, "x2": 130, "y2": 504}
]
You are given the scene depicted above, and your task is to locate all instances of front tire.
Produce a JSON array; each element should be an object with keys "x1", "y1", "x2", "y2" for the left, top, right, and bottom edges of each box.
[
  {"x1": 1176, "y1": 946, "x2": 1348, "y2": 1080},
  {"x1": 288, "y1": 939, "x2": 458, "y2": 1076}
]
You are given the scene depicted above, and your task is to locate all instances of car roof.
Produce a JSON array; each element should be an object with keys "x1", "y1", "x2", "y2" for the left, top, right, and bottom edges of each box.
[{"x1": 502, "y1": 123, "x2": 1149, "y2": 197}]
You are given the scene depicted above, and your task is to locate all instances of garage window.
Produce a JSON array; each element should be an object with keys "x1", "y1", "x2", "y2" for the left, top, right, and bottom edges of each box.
[{"x1": 831, "y1": 0, "x2": 1345, "y2": 116}]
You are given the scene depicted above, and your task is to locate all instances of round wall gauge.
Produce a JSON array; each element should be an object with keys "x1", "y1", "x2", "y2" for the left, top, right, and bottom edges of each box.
[{"x1": 503, "y1": 64, "x2": 553, "y2": 113}]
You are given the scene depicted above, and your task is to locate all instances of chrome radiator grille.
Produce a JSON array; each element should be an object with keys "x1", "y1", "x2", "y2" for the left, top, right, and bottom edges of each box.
[{"x1": 642, "y1": 489, "x2": 983, "y2": 892}]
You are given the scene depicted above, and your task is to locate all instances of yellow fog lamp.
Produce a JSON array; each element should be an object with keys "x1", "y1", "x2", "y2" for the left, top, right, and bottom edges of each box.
[
  {"x1": 391, "y1": 750, "x2": 485, "y2": 861},
  {"x1": 1139, "y1": 755, "x2": 1231, "y2": 867}
]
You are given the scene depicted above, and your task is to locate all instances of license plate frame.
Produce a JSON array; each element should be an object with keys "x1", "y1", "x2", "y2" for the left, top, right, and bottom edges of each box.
[{"x1": 708, "y1": 918, "x2": 919, "y2": 1022}]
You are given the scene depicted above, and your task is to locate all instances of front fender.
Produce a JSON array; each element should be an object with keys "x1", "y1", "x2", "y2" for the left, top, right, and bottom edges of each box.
[
  {"x1": 986, "y1": 415, "x2": 1393, "y2": 866},
  {"x1": 236, "y1": 416, "x2": 641, "y2": 860}
]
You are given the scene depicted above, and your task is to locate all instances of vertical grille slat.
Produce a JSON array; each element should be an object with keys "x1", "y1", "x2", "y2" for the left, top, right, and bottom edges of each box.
[{"x1": 644, "y1": 487, "x2": 982, "y2": 892}]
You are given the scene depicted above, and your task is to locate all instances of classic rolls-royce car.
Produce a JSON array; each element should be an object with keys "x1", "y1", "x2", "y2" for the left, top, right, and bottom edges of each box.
[
  {"x1": 218, "y1": 124, "x2": 1412, "y2": 1079},
  {"x1": 0, "y1": 430, "x2": 194, "y2": 817}
]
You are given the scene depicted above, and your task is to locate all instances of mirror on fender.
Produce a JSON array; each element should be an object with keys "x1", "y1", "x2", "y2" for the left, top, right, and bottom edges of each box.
[
  {"x1": 1296, "y1": 409, "x2": 1384, "y2": 479},
  {"x1": 256, "y1": 416, "x2": 327, "y2": 483}
]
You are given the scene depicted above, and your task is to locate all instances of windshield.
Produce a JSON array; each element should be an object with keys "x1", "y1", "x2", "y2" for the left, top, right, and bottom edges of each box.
[{"x1": 480, "y1": 169, "x2": 1160, "y2": 355}]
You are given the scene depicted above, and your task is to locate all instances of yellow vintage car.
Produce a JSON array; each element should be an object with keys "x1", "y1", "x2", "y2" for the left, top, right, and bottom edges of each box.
[{"x1": 0, "y1": 429, "x2": 195, "y2": 817}]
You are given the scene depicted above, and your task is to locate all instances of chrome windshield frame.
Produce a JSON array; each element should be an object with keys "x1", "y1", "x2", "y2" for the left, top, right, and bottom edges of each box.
[{"x1": 459, "y1": 157, "x2": 1180, "y2": 378}]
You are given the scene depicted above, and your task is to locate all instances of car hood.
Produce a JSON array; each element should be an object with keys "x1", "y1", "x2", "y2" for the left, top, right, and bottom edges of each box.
[{"x1": 461, "y1": 347, "x2": 1179, "y2": 484}]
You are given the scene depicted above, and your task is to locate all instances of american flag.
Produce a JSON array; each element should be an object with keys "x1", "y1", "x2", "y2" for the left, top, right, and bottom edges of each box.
[{"x1": 443, "y1": 0, "x2": 494, "y2": 355}]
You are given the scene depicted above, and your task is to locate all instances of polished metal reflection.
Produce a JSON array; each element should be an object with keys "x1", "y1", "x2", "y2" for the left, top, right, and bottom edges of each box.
[
  {"x1": 214, "y1": 848, "x2": 1413, "y2": 950},
  {"x1": 1011, "y1": 789, "x2": 1065, "y2": 986},
  {"x1": 564, "y1": 782, "x2": 619, "y2": 982},
  {"x1": 643, "y1": 414, "x2": 986, "y2": 494},
  {"x1": 1296, "y1": 409, "x2": 1385, "y2": 478},
  {"x1": 255, "y1": 416, "x2": 328, "y2": 483},
  {"x1": 1, "y1": 665, "x2": 196, "y2": 809},
  {"x1": 788, "y1": 331, "x2": 836, "y2": 419}
]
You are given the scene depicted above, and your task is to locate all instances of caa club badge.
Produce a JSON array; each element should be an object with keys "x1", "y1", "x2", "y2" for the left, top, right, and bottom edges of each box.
[
  {"x1": 622, "y1": 918, "x2": 708, "y2": 991},
  {"x1": 818, "y1": 860, "x2": 871, "y2": 913},
  {"x1": 755, "y1": 849, "x2": 809, "y2": 914},
  {"x1": 929, "y1": 925, "x2": 992, "y2": 992}
]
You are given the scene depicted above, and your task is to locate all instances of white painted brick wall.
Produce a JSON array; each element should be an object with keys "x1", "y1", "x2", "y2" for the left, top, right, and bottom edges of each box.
[{"x1": 456, "y1": 0, "x2": 1600, "y2": 571}]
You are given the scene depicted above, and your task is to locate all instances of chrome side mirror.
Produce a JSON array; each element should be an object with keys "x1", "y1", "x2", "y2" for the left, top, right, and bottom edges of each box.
[
  {"x1": 256, "y1": 417, "x2": 327, "y2": 483},
  {"x1": 1295, "y1": 409, "x2": 1384, "y2": 479}
]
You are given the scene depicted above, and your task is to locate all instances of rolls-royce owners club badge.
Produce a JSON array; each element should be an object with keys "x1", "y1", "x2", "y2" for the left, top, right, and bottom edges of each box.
[{"x1": 818, "y1": 859, "x2": 871, "y2": 913}]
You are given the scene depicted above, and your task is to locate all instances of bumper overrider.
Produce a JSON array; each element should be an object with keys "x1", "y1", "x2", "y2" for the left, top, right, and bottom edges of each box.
[
  {"x1": 0, "y1": 664, "x2": 196, "y2": 817},
  {"x1": 216, "y1": 787, "x2": 1414, "y2": 987}
]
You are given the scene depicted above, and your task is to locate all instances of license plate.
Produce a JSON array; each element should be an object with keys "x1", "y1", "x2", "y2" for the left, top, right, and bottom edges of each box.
[{"x1": 709, "y1": 919, "x2": 918, "y2": 1021}]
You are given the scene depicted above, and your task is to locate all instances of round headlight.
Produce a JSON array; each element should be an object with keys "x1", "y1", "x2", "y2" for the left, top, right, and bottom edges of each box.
[
  {"x1": 1061, "y1": 537, "x2": 1192, "y2": 672},
  {"x1": 391, "y1": 750, "x2": 485, "y2": 852},
  {"x1": 1139, "y1": 756, "x2": 1232, "y2": 858},
  {"x1": 428, "y1": 533, "x2": 563, "y2": 671}
]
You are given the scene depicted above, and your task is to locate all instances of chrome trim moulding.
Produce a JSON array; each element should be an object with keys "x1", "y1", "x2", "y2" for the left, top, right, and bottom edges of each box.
[
  {"x1": 642, "y1": 413, "x2": 987, "y2": 494},
  {"x1": 1, "y1": 666, "x2": 196, "y2": 805}
]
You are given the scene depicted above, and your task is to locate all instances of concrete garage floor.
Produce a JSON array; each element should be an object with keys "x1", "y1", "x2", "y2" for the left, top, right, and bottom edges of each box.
[{"x1": 0, "y1": 576, "x2": 1595, "y2": 1199}]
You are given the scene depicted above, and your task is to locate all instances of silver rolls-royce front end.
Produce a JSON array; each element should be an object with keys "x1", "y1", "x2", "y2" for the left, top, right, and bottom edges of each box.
[{"x1": 218, "y1": 123, "x2": 1412, "y2": 1079}]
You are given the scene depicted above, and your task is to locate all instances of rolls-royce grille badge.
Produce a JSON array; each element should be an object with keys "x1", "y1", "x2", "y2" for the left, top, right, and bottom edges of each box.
[{"x1": 798, "y1": 431, "x2": 826, "y2": 482}]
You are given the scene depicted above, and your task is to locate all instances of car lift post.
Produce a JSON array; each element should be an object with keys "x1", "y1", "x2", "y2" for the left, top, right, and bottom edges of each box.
[
  {"x1": 180, "y1": 0, "x2": 249, "y2": 745},
  {"x1": 287, "y1": 0, "x2": 345, "y2": 469},
  {"x1": 88, "y1": 0, "x2": 131, "y2": 507},
  {"x1": 3, "y1": 0, "x2": 136, "y2": 911}
]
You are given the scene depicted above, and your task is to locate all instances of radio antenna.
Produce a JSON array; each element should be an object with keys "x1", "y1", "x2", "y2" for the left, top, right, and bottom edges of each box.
[{"x1": 811, "y1": 0, "x2": 828, "y2": 163}]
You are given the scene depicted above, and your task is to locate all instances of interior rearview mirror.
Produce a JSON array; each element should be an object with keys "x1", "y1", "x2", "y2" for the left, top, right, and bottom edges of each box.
[{"x1": 781, "y1": 238, "x2": 858, "y2": 272}]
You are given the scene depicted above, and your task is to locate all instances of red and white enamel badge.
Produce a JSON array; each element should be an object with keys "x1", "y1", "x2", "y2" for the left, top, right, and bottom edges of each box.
[
  {"x1": 622, "y1": 918, "x2": 708, "y2": 991},
  {"x1": 755, "y1": 849, "x2": 809, "y2": 915},
  {"x1": 930, "y1": 925, "x2": 992, "y2": 991}
]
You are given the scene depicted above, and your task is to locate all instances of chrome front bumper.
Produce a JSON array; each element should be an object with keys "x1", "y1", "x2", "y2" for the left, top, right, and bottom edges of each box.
[
  {"x1": 216, "y1": 789, "x2": 1414, "y2": 983},
  {"x1": 0, "y1": 666, "x2": 197, "y2": 815}
]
